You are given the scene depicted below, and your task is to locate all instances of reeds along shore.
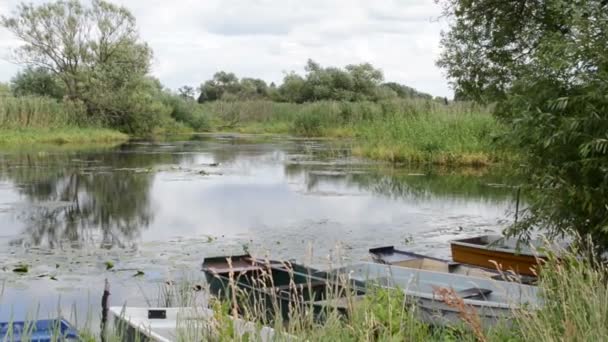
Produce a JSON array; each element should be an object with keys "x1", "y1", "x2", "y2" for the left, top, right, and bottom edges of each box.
[
  {"x1": 0, "y1": 95, "x2": 503, "y2": 166},
  {"x1": 204, "y1": 99, "x2": 504, "y2": 166}
]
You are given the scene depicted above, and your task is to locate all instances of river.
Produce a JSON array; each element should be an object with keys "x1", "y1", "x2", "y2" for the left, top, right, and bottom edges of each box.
[{"x1": 0, "y1": 134, "x2": 517, "y2": 325}]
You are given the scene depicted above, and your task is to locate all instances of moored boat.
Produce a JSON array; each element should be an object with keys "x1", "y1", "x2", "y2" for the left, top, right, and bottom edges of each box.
[
  {"x1": 450, "y1": 235, "x2": 551, "y2": 277},
  {"x1": 0, "y1": 319, "x2": 79, "y2": 342},
  {"x1": 202, "y1": 254, "x2": 365, "y2": 321},
  {"x1": 369, "y1": 246, "x2": 536, "y2": 284},
  {"x1": 328, "y1": 262, "x2": 540, "y2": 327},
  {"x1": 109, "y1": 306, "x2": 277, "y2": 342}
]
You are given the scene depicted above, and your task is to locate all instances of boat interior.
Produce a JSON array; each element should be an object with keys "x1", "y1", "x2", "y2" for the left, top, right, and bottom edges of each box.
[
  {"x1": 203, "y1": 255, "x2": 365, "y2": 306},
  {"x1": 331, "y1": 263, "x2": 538, "y2": 305}
]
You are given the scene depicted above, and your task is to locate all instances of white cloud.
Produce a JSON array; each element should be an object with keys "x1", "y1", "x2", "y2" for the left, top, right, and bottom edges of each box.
[{"x1": 0, "y1": 0, "x2": 451, "y2": 97}]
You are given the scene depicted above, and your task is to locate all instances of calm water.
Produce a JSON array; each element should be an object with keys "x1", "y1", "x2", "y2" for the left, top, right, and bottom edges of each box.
[{"x1": 0, "y1": 134, "x2": 517, "y2": 323}]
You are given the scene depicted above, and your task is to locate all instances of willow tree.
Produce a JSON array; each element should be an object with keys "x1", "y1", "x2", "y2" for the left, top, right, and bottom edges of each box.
[
  {"x1": 1, "y1": 0, "x2": 165, "y2": 133},
  {"x1": 438, "y1": 0, "x2": 608, "y2": 248}
]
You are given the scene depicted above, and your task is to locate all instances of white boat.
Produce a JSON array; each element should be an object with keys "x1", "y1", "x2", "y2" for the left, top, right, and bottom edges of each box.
[
  {"x1": 108, "y1": 306, "x2": 278, "y2": 342},
  {"x1": 327, "y1": 262, "x2": 540, "y2": 326}
]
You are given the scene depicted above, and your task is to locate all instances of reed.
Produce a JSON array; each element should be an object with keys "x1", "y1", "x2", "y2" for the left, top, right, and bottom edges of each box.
[
  {"x1": 513, "y1": 243, "x2": 608, "y2": 342},
  {"x1": 0, "y1": 96, "x2": 89, "y2": 128},
  {"x1": 203, "y1": 99, "x2": 504, "y2": 165}
]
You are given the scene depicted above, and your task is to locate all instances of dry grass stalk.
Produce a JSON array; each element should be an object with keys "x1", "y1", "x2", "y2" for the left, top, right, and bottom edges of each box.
[{"x1": 433, "y1": 286, "x2": 487, "y2": 342}]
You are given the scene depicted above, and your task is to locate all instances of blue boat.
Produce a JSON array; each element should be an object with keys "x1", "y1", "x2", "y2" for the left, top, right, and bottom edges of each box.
[{"x1": 0, "y1": 319, "x2": 78, "y2": 342}]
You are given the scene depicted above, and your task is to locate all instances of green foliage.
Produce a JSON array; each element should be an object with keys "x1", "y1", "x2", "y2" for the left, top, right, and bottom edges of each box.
[
  {"x1": 1, "y1": 0, "x2": 177, "y2": 135},
  {"x1": 515, "y1": 243, "x2": 608, "y2": 342},
  {"x1": 10, "y1": 67, "x2": 64, "y2": 99},
  {"x1": 438, "y1": 0, "x2": 608, "y2": 248},
  {"x1": 198, "y1": 71, "x2": 269, "y2": 102},
  {"x1": 162, "y1": 93, "x2": 210, "y2": 131},
  {"x1": 0, "y1": 95, "x2": 86, "y2": 128},
  {"x1": 0, "y1": 82, "x2": 10, "y2": 96},
  {"x1": 197, "y1": 59, "x2": 435, "y2": 104}
]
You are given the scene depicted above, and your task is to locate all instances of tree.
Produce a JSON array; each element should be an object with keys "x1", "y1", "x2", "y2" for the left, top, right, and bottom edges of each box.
[
  {"x1": 1, "y1": 0, "x2": 161, "y2": 133},
  {"x1": 198, "y1": 71, "x2": 241, "y2": 102},
  {"x1": 11, "y1": 67, "x2": 64, "y2": 99},
  {"x1": 438, "y1": 0, "x2": 608, "y2": 249},
  {"x1": 178, "y1": 86, "x2": 196, "y2": 100}
]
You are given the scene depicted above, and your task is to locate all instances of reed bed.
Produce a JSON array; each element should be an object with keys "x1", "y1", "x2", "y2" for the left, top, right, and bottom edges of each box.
[
  {"x1": 0, "y1": 96, "x2": 127, "y2": 145},
  {"x1": 202, "y1": 99, "x2": 504, "y2": 166},
  {"x1": 0, "y1": 96, "x2": 87, "y2": 128}
]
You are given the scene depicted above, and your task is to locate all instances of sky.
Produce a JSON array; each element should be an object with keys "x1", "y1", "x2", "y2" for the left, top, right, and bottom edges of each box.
[{"x1": 0, "y1": 0, "x2": 452, "y2": 97}]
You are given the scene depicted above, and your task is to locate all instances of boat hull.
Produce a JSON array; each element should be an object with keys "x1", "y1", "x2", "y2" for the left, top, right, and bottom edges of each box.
[{"x1": 451, "y1": 243, "x2": 542, "y2": 277}]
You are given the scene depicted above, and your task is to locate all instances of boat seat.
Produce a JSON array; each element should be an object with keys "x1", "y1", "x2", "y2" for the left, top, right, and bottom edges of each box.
[{"x1": 457, "y1": 287, "x2": 492, "y2": 299}]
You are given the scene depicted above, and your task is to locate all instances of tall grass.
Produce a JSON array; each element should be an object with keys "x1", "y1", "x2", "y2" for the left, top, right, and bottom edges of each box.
[
  {"x1": 0, "y1": 96, "x2": 90, "y2": 128},
  {"x1": 514, "y1": 245, "x2": 608, "y2": 342},
  {"x1": 202, "y1": 99, "x2": 504, "y2": 165},
  {"x1": 0, "y1": 95, "x2": 128, "y2": 145}
]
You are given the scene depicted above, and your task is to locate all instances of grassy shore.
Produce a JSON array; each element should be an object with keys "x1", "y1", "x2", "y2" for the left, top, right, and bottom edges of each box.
[
  {"x1": 0, "y1": 127, "x2": 128, "y2": 145},
  {"x1": 203, "y1": 100, "x2": 504, "y2": 166}
]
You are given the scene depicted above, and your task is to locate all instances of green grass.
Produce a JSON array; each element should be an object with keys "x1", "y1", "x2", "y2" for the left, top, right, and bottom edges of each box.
[
  {"x1": 203, "y1": 99, "x2": 506, "y2": 166},
  {"x1": 353, "y1": 110, "x2": 504, "y2": 166},
  {"x1": 0, "y1": 127, "x2": 128, "y2": 145}
]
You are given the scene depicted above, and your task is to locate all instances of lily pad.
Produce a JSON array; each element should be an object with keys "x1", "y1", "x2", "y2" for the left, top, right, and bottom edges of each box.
[{"x1": 105, "y1": 261, "x2": 114, "y2": 270}]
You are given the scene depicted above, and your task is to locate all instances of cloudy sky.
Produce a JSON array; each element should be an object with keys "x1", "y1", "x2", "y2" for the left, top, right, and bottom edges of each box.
[{"x1": 0, "y1": 0, "x2": 452, "y2": 97}]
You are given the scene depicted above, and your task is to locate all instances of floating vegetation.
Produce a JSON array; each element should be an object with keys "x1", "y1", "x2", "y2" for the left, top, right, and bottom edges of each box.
[
  {"x1": 12, "y1": 264, "x2": 29, "y2": 273},
  {"x1": 104, "y1": 261, "x2": 115, "y2": 270}
]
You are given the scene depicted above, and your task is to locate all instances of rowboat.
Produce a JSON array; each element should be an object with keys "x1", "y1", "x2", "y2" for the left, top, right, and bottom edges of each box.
[
  {"x1": 369, "y1": 246, "x2": 536, "y2": 284},
  {"x1": 450, "y1": 235, "x2": 551, "y2": 277},
  {"x1": 327, "y1": 262, "x2": 539, "y2": 326},
  {"x1": 0, "y1": 319, "x2": 79, "y2": 342},
  {"x1": 202, "y1": 254, "x2": 365, "y2": 321},
  {"x1": 109, "y1": 306, "x2": 278, "y2": 342}
]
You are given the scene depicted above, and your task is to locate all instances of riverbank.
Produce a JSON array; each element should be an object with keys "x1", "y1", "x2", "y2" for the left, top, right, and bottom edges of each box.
[
  {"x1": 206, "y1": 100, "x2": 504, "y2": 166},
  {"x1": 0, "y1": 127, "x2": 128, "y2": 145}
]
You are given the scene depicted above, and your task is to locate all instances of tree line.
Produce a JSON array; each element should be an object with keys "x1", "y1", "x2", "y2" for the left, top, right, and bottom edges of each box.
[{"x1": 195, "y1": 59, "x2": 437, "y2": 103}]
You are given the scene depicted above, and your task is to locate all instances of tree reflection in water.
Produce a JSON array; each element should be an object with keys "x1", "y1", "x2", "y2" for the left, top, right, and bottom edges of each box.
[{"x1": 0, "y1": 144, "x2": 186, "y2": 249}]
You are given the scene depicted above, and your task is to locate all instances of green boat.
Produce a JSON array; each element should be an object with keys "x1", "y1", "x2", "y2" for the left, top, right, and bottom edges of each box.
[{"x1": 202, "y1": 254, "x2": 365, "y2": 322}]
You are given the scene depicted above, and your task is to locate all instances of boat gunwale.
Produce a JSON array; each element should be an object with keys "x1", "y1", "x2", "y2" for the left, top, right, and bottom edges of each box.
[
  {"x1": 369, "y1": 246, "x2": 450, "y2": 264},
  {"x1": 450, "y1": 236, "x2": 548, "y2": 258},
  {"x1": 329, "y1": 262, "x2": 539, "y2": 310}
]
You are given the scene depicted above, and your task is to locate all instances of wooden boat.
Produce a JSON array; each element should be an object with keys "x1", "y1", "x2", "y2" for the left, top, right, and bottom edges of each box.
[
  {"x1": 0, "y1": 318, "x2": 79, "y2": 341},
  {"x1": 369, "y1": 246, "x2": 536, "y2": 284},
  {"x1": 327, "y1": 262, "x2": 540, "y2": 327},
  {"x1": 202, "y1": 254, "x2": 365, "y2": 321},
  {"x1": 109, "y1": 306, "x2": 277, "y2": 342},
  {"x1": 450, "y1": 235, "x2": 551, "y2": 277}
]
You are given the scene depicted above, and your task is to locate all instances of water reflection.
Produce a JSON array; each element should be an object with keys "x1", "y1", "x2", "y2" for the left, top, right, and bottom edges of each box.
[
  {"x1": 0, "y1": 145, "x2": 186, "y2": 248},
  {"x1": 0, "y1": 135, "x2": 517, "y2": 252}
]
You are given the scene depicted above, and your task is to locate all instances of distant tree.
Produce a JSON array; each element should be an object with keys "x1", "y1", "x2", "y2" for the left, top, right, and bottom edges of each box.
[
  {"x1": 382, "y1": 82, "x2": 433, "y2": 100},
  {"x1": 11, "y1": 67, "x2": 64, "y2": 99},
  {"x1": 178, "y1": 86, "x2": 196, "y2": 100},
  {"x1": 198, "y1": 71, "x2": 241, "y2": 102},
  {"x1": 345, "y1": 63, "x2": 384, "y2": 100},
  {"x1": 239, "y1": 78, "x2": 268, "y2": 99},
  {"x1": 278, "y1": 72, "x2": 307, "y2": 103}
]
